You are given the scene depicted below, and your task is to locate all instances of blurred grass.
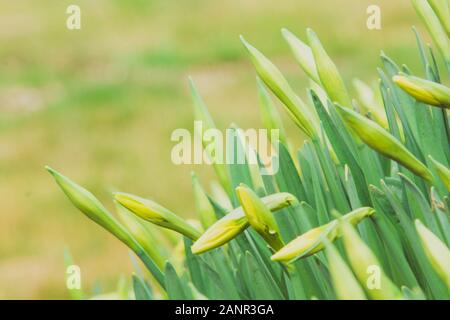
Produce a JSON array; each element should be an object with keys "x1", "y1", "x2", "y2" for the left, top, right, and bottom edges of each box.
[{"x1": 0, "y1": 0, "x2": 426, "y2": 298}]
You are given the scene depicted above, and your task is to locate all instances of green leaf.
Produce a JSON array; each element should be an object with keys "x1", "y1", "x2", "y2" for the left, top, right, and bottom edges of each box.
[
  {"x1": 381, "y1": 181, "x2": 449, "y2": 299},
  {"x1": 132, "y1": 274, "x2": 153, "y2": 300},
  {"x1": 165, "y1": 262, "x2": 192, "y2": 300}
]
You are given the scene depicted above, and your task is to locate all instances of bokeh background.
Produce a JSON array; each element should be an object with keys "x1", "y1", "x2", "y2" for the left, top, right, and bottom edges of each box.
[{"x1": 0, "y1": 0, "x2": 427, "y2": 298}]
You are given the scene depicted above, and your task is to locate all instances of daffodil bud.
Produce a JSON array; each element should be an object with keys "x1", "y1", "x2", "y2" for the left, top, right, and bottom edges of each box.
[
  {"x1": 393, "y1": 74, "x2": 450, "y2": 109},
  {"x1": 412, "y1": 0, "x2": 450, "y2": 66},
  {"x1": 191, "y1": 192, "x2": 297, "y2": 254},
  {"x1": 236, "y1": 184, "x2": 284, "y2": 251},
  {"x1": 335, "y1": 104, "x2": 433, "y2": 182},
  {"x1": 428, "y1": 156, "x2": 450, "y2": 192},
  {"x1": 340, "y1": 220, "x2": 402, "y2": 300},
  {"x1": 344, "y1": 207, "x2": 376, "y2": 224},
  {"x1": 271, "y1": 221, "x2": 338, "y2": 262},
  {"x1": 271, "y1": 207, "x2": 374, "y2": 262},
  {"x1": 191, "y1": 209, "x2": 248, "y2": 255},
  {"x1": 46, "y1": 166, "x2": 165, "y2": 287},
  {"x1": 47, "y1": 166, "x2": 117, "y2": 228},
  {"x1": 191, "y1": 172, "x2": 217, "y2": 229},
  {"x1": 240, "y1": 36, "x2": 318, "y2": 138},
  {"x1": 46, "y1": 166, "x2": 139, "y2": 247},
  {"x1": 281, "y1": 28, "x2": 321, "y2": 84},
  {"x1": 325, "y1": 242, "x2": 367, "y2": 300},
  {"x1": 114, "y1": 192, "x2": 202, "y2": 240},
  {"x1": 307, "y1": 28, "x2": 352, "y2": 107},
  {"x1": 415, "y1": 219, "x2": 450, "y2": 287}
]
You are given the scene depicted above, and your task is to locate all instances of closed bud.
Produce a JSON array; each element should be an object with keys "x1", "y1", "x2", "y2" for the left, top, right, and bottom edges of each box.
[
  {"x1": 393, "y1": 74, "x2": 450, "y2": 109},
  {"x1": 335, "y1": 104, "x2": 433, "y2": 182},
  {"x1": 325, "y1": 242, "x2": 367, "y2": 300},
  {"x1": 46, "y1": 166, "x2": 165, "y2": 287},
  {"x1": 415, "y1": 219, "x2": 450, "y2": 287},
  {"x1": 236, "y1": 184, "x2": 284, "y2": 251},
  {"x1": 191, "y1": 192, "x2": 297, "y2": 254},
  {"x1": 341, "y1": 220, "x2": 402, "y2": 300},
  {"x1": 271, "y1": 207, "x2": 374, "y2": 262},
  {"x1": 307, "y1": 28, "x2": 352, "y2": 107},
  {"x1": 240, "y1": 35, "x2": 318, "y2": 138},
  {"x1": 114, "y1": 192, "x2": 202, "y2": 240},
  {"x1": 47, "y1": 166, "x2": 114, "y2": 226},
  {"x1": 46, "y1": 166, "x2": 136, "y2": 247},
  {"x1": 191, "y1": 209, "x2": 248, "y2": 255},
  {"x1": 271, "y1": 221, "x2": 338, "y2": 262}
]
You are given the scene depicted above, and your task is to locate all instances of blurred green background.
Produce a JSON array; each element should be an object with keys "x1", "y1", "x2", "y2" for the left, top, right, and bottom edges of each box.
[{"x1": 0, "y1": 0, "x2": 426, "y2": 298}]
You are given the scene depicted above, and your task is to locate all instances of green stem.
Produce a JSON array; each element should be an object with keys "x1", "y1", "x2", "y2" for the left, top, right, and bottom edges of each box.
[{"x1": 136, "y1": 249, "x2": 166, "y2": 289}]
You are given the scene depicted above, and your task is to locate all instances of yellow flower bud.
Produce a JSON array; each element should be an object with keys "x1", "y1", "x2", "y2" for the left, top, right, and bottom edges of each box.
[
  {"x1": 307, "y1": 28, "x2": 352, "y2": 107},
  {"x1": 393, "y1": 74, "x2": 450, "y2": 109},
  {"x1": 325, "y1": 242, "x2": 367, "y2": 300},
  {"x1": 271, "y1": 221, "x2": 338, "y2": 262},
  {"x1": 46, "y1": 166, "x2": 134, "y2": 245},
  {"x1": 236, "y1": 184, "x2": 284, "y2": 251},
  {"x1": 271, "y1": 207, "x2": 374, "y2": 262},
  {"x1": 341, "y1": 221, "x2": 402, "y2": 300},
  {"x1": 191, "y1": 209, "x2": 248, "y2": 255},
  {"x1": 46, "y1": 166, "x2": 165, "y2": 287},
  {"x1": 240, "y1": 36, "x2": 318, "y2": 138},
  {"x1": 191, "y1": 192, "x2": 297, "y2": 254},
  {"x1": 114, "y1": 192, "x2": 202, "y2": 240},
  {"x1": 335, "y1": 104, "x2": 433, "y2": 182}
]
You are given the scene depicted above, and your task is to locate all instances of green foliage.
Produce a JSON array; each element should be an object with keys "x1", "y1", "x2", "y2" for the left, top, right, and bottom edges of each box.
[{"x1": 48, "y1": 0, "x2": 449, "y2": 300}]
